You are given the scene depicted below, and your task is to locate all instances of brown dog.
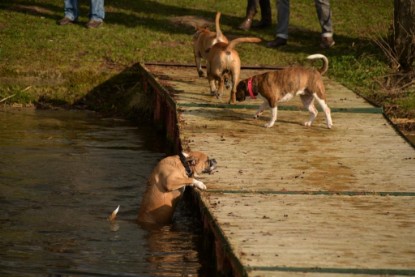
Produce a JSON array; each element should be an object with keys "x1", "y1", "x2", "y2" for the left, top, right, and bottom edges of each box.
[
  {"x1": 193, "y1": 12, "x2": 228, "y2": 77},
  {"x1": 236, "y1": 54, "x2": 333, "y2": 128},
  {"x1": 137, "y1": 151, "x2": 217, "y2": 225},
  {"x1": 206, "y1": 36, "x2": 261, "y2": 104}
]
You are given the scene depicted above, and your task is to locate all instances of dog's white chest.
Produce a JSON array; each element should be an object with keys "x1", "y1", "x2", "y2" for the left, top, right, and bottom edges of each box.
[{"x1": 279, "y1": 89, "x2": 306, "y2": 103}]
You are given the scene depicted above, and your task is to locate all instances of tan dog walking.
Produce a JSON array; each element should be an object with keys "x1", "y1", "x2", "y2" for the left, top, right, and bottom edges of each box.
[
  {"x1": 206, "y1": 36, "x2": 261, "y2": 104},
  {"x1": 236, "y1": 54, "x2": 333, "y2": 128},
  {"x1": 193, "y1": 12, "x2": 228, "y2": 77}
]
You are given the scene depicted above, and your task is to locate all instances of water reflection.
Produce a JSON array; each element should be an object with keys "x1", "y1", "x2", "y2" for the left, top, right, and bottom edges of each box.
[{"x1": 0, "y1": 109, "x2": 208, "y2": 276}]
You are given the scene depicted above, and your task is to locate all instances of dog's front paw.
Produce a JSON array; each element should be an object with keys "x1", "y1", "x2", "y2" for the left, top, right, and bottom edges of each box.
[{"x1": 192, "y1": 179, "x2": 207, "y2": 190}]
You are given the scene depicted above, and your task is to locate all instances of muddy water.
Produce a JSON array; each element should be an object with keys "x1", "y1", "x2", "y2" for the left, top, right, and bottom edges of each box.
[{"x1": 0, "y1": 109, "x2": 209, "y2": 276}]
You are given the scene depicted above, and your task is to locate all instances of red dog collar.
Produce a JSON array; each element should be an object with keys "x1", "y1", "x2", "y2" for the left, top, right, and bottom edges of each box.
[{"x1": 247, "y1": 78, "x2": 256, "y2": 99}]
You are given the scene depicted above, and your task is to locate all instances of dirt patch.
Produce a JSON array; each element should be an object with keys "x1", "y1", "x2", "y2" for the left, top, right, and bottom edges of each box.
[
  {"x1": 9, "y1": 5, "x2": 54, "y2": 16},
  {"x1": 391, "y1": 117, "x2": 415, "y2": 135},
  {"x1": 370, "y1": 76, "x2": 415, "y2": 133},
  {"x1": 170, "y1": 16, "x2": 213, "y2": 29},
  {"x1": 384, "y1": 103, "x2": 415, "y2": 132}
]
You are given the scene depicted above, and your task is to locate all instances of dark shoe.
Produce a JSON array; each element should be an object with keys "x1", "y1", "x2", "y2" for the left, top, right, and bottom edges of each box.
[
  {"x1": 320, "y1": 36, "x2": 335, "y2": 49},
  {"x1": 238, "y1": 18, "x2": 253, "y2": 31},
  {"x1": 58, "y1": 17, "x2": 75, "y2": 25},
  {"x1": 86, "y1": 20, "x2": 103, "y2": 29},
  {"x1": 267, "y1": 37, "x2": 287, "y2": 48},
  {"x1": 252, "y1": 19, "x2": 271, "y2": 29}
]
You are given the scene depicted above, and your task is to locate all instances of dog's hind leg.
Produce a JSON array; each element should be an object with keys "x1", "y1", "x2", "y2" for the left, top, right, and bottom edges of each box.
[
  {"x1": 313, "y1": 94, "x2": 333, "y2": 128},
  {"x1": 195, "y1": 54, "x2": 204, "y2": 77},
  {"x1": 207, "y1": 71, "x2": 219, "y2": 97},
  {"x1": 301, "y1": 94, "x2": 318, "y2": 127},
  {"x1": 217, "y1": 78, "x2": 225, "y2": 98},
  {"x1": 229, "y1": 69, "x2": 240, "y2": 104}
]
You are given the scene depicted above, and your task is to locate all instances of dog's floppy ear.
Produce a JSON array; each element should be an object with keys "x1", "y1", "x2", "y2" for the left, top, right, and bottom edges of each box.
[{"x1": 237, "y1": 80, "x2": 247, "y2": 91}]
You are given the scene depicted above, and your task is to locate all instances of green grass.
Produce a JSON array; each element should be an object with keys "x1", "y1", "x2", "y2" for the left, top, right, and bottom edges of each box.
[{"x1": 0, "y1": 0, "x2": 413, "y2": 123}]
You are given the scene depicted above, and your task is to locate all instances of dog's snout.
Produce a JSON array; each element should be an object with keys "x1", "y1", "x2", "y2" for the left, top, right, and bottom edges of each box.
[
  {"x1": 203, "y1": 158, "x2": 217, "y2": 174},
  {"x1": 209, "y1": 159, "x2": 217, "y2": 167}
]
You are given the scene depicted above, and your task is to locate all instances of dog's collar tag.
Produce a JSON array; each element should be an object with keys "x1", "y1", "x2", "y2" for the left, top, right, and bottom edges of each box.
[{"x1": 247, "y1": 78, "x2": 256, "y2": 99}]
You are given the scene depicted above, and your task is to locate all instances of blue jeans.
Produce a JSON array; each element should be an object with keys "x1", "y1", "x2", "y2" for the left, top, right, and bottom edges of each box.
[
  {"x1": 64, "y1": 0, "x2": 105, "y2": 21},
  {"x1": 275, "y1": 0, "x2": 333, "y2": 39}
]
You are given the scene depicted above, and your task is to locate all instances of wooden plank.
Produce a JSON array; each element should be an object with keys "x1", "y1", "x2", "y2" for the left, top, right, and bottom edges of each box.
[
  {"x1": 199, "y1": 193, "x2": 415, "y2": 275},
  {"x1": 182, "y1": 109, "x2": 415, "y2": 193}
]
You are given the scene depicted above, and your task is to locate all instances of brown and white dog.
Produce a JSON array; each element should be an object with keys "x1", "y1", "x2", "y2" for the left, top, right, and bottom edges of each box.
[
  {"x1": 206, "y1": 36, "x2": 261, "y2": 104},
  {"x1": 236, "y1": 54, "x2": 333, "y2": 128},
  {"x1": 137, "y1": 151, "x2": 217, "y2": 225},
  {"x1": 193, "y1": 12, "x2": 228, "y2": 77}
]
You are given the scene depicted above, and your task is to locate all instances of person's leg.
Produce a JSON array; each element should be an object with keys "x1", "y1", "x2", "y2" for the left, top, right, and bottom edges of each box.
[
  {"x1": 60, "y1": 0, "x2": 78, "y2": 24},
  {"x1": 267, "y1": 0, "x2": 289, "y2": 47},
  {"x1": 89, "y1": 0, "x2": 105, "y2": 21},
  {"x1": 252, "y1": 0, "x2": 272, "y2": 28},
  {"x1": 239, "y1": 0, "x2": 259, "y2": 30},
  {"x1": 87, "y1": 0, "x2": 105, "y2": 28},
  {"x1": 276, "y1": 0, "x2": 289, "y2": 39},
  {"x1": 314, "y1": 0, "x2": 335, "y2": 48}
]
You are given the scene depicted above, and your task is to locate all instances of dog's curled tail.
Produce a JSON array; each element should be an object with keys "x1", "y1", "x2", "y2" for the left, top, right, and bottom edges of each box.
[
  {"x1": 215, "y1": 12, "x2": 224, "y2": 39},
  {"x1": 226, "y1": 37, "x2": 261, "y2": 51},
  {"x1": 307, "y1": 54, "x2": 329, "y2": 75}
]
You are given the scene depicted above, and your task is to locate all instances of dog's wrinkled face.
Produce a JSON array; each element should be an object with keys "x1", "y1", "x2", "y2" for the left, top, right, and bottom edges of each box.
[
  {"x1": 185, "y1": 151, "x2": 217, "y2": 175},
  {"x1": 236, "y1": 81, "x2": 247, "y2": 102}
]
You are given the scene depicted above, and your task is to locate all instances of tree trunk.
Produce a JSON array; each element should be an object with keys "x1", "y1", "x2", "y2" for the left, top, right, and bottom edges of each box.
[{"x1": 390, "y1": 0, "x2": 415, "y2": 72}]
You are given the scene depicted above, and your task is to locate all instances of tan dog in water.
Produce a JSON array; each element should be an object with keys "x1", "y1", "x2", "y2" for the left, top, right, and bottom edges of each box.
[
  {"x1": 236, "y1": 54, "x2": 333, "y2": 128},
  {"x1": 137, "y1": 151, "x2": 217, "y2": 225},
  {"x1": 206, "y1": 36, "x2": 261, "y2": 104},
  {"x1": 193, "y1": 12, "x2": 228, "y2": 77}
]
